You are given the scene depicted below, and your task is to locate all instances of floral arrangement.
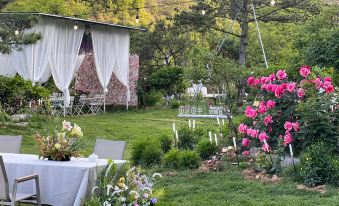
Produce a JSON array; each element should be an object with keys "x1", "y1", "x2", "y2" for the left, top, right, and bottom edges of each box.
[
  {"x1": 88, "y1": 163, "x2": 162, "y2": 206},
  {"x1": 34, "y1": 120, "x2": 83, "y2": 161},
  {"x1": 239, "y1": 66, "x2": 336, "y2": 156}
]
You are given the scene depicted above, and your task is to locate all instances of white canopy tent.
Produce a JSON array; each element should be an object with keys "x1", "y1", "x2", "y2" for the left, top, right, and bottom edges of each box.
[{"x1": 0, "y1": 13, "x2": 143, "y2": 111}]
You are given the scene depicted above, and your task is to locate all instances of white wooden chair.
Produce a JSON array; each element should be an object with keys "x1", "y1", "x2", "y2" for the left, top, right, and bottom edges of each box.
[
  {"x1": 93, "y1": 139, "x2": 126, "y2": 160},
  {"x1": 0, "y1": 136, "x2": 22, "y2": 154},
  {"x1": 0, "y1": 156, "x2": 41, "y2": 206}
]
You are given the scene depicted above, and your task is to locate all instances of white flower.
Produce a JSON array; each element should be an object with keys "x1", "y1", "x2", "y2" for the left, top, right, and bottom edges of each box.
[
  {"x1": 103, "y1": 201, "x2": 111, "y2": 206},
  {"x1": 119, "y1": 197, "x2": 126, "y2": 202},
  {"x1": 62, "y1": 120, "x2": 73, "y2": 131},
  {"x1": 70, "y1": 124, "x2": 83, "y2": 137}
]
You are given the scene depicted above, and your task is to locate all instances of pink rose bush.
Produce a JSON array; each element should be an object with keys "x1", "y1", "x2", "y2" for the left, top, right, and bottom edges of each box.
[{"x1": 239, "y1": 66, "x2": 335, "y2": 155}]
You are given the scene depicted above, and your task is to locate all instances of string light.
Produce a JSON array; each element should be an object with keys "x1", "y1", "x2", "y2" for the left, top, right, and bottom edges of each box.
[
  {"x1": 271, "y1": 0, "x2": 276, "y2": 6},
  {"x1": 74, "y1": 22, "x2": 78, "y2": 30},
  {"x1": 136, "y1": 8, "x2": 140, "y2": 23},
  {"x1": 15, "y1": 28, "x2": 19, "y2": 35}
]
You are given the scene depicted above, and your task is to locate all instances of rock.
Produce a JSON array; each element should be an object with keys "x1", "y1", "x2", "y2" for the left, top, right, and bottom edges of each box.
[
  {"x1": 250, "y1": 147, "x2": 260, "y2": 157},
  {"x1": 11, "y1": 114, "x2": 31, "y2": 122},
  {"x1": 14, "y1": 122, "x2": 29, "y2": 127},
  {"x1": 272, "y1": 175, "x2": 278, "y2": 181}
]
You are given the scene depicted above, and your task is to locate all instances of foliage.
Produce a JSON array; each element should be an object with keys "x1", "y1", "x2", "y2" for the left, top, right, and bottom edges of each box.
[
  {"x1": 296, "y1": 94, "x2": 338, "y2": 153},
  {"x1": 148, "y1": 65, "x2": 187, "y2": 96},
  {"x1": 178, "y1": 150, "x2": 201, "y2": 169},
  {"x1": 144, "y1": 90, "x2": 164, "y2": 107},
  {"x1": 0, "y1": 109, "x2": 10, "y2": 123},
  {"x1": 0, "y1": 76, "x2": 51, "y2": 115},
  {"x1": 131, "y1": 138, "x2": 163, "y2": 166},
  {"x1": 195, "y1": 139, "x2": 218, "y2": 160},
  {"x1": 34, "y1": 120, "x2": 83, "y2": 161},
  {"x1": 158, "y1": 134, "x2": 172, "y2": 153},
  {"x1": 85, "y1": 164, "x2": 162, "y2": 206},
  {"x1": 163, "y1": 148, "x2": 180, "y2": 169},
  {"x1": 177, "y1": 126, "x2": 205, "y2": 150},
  {"x1": 300, "y1": 142, "x2": 339, "y2": 187}
]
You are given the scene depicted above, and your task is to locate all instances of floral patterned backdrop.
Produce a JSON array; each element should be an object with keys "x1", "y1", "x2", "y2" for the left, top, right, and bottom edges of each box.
[{"x1": 74, "y1": 53, "x2": 139, "y2": 106}]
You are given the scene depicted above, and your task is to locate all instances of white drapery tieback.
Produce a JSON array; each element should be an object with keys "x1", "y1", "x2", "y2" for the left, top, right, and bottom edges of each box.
[
  {"x1": 104, "y1": 87, "x2": 108, "y2": 93},
  {"x1": 63, "y1": 89, "x2": 71, "y2": 106}
]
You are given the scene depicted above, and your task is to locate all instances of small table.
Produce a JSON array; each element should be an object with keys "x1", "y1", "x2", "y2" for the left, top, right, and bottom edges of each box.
[{"x1": 1, "y1": 153, "x2": 126, "y2": 206}]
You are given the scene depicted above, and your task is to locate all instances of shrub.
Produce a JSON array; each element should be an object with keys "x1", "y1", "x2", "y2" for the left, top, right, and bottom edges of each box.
[
  {"x1": 131, "y1": 139, "x2": 163, "y2": 166},
  {"x1": 170, "y1": 99, "x2": 181, "y2": 109},
  {"x1": 163, "y1": 148, "x2": 180, "y2": 168},
  {"x1": 131, "y1": 140, "x2": 148, "y2": 165},
  {"x1": 159, "y1": 134, "x2": 173, "y2": 153},
  {"x1": 177, "y1": 126, "x2": 205, "y2": 150},
  {"x1": 141, "y1": 143, "x2": 163, "y2": 166},
  {"x1": 195, "y1": 139, "x2": 218, "y2": 160},
  {"x1": 300, "y1": 142, "x2": 339, "y2": 187},
  {"x1": 178, "y1": 150, "x2": 201, "y2": 169},
  {"x1": 144, "y1": 90, "x2": 164, "y2": 107}
]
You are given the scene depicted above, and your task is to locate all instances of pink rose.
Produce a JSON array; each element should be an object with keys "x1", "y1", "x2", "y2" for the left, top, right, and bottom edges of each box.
[
  {"x1": 245, "y1": 106, "x2": 258, "y2": 119},
  {"x1": 264, "y1": 115, "x2": 273, "y2": 126},
  {"x1": 276, "y1": 70, "x2": 288, "y2": 80},
  {"x1": 284, "y1": 133, "x2": 293, "y2": 145},
  {"x1": 325, "y1": 84, "x2": 334, "y2": 93},
  {"x1": 297, "y1": 88, "x2": 305, "y2": 98},
  {"x1": 266, "y1": 100, "x2": 276, "y2": 109},
  {"x1": 247, "y1": 76, "x2": 258, "y2": 87},
  {"x1": 287, "y1": 82, "x2": 296, "y2": 92},
  {"x1": 247, "y1": 128, "x2": 259, "y2": 138},
  {"x1": 258, "y1": 132, "x2": 269, "y2": 142},
  {"x1": 261, "y1": 84, "x2": 267, "y2": 90},
  {"x1": 260, "y1": 77, "x2": 268, "y2": 84},
  {"x1": 324, "y1": 77, "x2": 332, "y2": 82},
  {"x1": 284, "y1": 121, "x2": 293, "y2": 131},
  {"x1": 292, "y1": 122, "x2": 299, "y2": 132},
  {"x1": 258, "y1": 101, "x2": 267, "y2": 114},
  {"x1": 242, "y1": 150, "x2": 250, "y2": 156},
  {"x1": 268, "y1": 73, "x2": 276, "y2": 82},
  {"x1": 262, "y1": 143, "x2": 271, "y2": 152},
  {"x1": 238, "y1": 123, "x2": 248, "y2": 134},
  {"x1": 242, "y1": 138, "x2": 250, "y2": 147},
  {"x1": 299, "y1": 66, "x2": 311, "y2": 78},
  {"x1": 275, "y1": 85, "x2": 285, "y2": 98},
  {"x1": 312, "y1": 77, "x2": 323, "y2": 89}
]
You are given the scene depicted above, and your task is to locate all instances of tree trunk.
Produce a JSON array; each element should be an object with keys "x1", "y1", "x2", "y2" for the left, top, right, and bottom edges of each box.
[{"x1": 238, "y1": 0, "x2": 249, "y2": 66}]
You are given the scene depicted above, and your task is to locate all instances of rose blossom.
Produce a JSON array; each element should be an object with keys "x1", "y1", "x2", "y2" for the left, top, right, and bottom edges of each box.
[
  {"x1": 238, "y1": 123, "x2": 248, "y2": 134},
  {"x1": 261, "y1": 84, "x2": 267, "y2": 90},
  {"x1": 284, "y1": 121, "x2": 293, "y2": 131},
  {"x1": 260, "y1": 76, "x2": 268, "y2": 84},
  {"x1": 325, "y1": 84, "x2": 334, "y2": 93},
  {"x1": 266, "y1": 100, "x2": 276, "y2": 109},
  {"x1": 324, "y1": 77, "x2": 332, "y2": 82},
  {"x1": 299, "y1": 66, "x2": 311, "y2": 78},
  {"x1": 242, "y1": 150, "x2": 250, "y2": 156},
  {"x1": 258, "y1": 101, "x2": 267, "y2": 114},
  {"x1": 245, "y1": 106, "x2": 258, "y2": 119},
  {"x1": 313, "y1": 77, "x2": 323, "y2": 89},
  {"x1": 275, "y1": 85, "x2": 285, "y2": 98},
  {"x1": 276, "y1": 70, "x2": 287, "y2": 80},
  {"x1": 242, "y1": 138, "x2": 250, "y2": 147},
  {"x1": 297, "y1": 88, "x2": 305, "y2": 98},
  {"x1": 292, "y1": 122, "x2": 299, "y2": 132},
  {"x1": 268, "y1": 73, "x2": 276, "y2": 82},
  {"x1": 287, "y1": 82, "x2": 296, "y2": 92},
  {"x1": 247, "y1": 76, "x2": 257, "y2": 86},
  {"x1": 258, "y1": 132, "x2": 269, "y2": 142},
  {"x1": 264, "y1": 115, "x2": 273, "y2": 126},
  {"x1": 284, "y1": 133, "x2": 293, "y2": 145},
  {"x1": 247, "y1": 128, "x2": 259, "y2": 138}
]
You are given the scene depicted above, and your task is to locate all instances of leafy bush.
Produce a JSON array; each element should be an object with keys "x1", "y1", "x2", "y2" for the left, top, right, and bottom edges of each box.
[
  {"x1": 163, "y1": 148, "x2": 180, "y2": 168},
  {"x1": 170, "y1": 98, "x2": 181, "y2": 109},
  {"x1": 0, "y1": 76, "x2": 51, "y2": 114},
  {"x1": 195, "y1": 139, "x2": 218, "y2": 160},
  {"x1": 141, "y1": 143, "x2": 163, "y2": 166},
  {"x1": 144, "y1": 90, "x2": 164, "y2": 107},
  {"x1": 300, "y1": 142, "x2": 339, "y2": 187},
  {"x1": 178, "y1": 150, "x2": 201, "y2": 169},
  {"x1": 177, "y1": 126, "x2": 205, "y2": 150},
  {"x1": 131, "y1": 139, "x2": 163, "y2": 166},
  {"x1": 159, "y1": 134, "x2": 173, "y2": 153}
]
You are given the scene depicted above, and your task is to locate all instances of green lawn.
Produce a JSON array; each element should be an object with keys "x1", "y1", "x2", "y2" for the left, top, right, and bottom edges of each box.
[{"x1": 1, "y1": 109, "x2": 338, "y2": 205}]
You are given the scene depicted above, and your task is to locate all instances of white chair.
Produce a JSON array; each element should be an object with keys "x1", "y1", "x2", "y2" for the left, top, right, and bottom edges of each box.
[
  {"x1": 88, "y1": 95, "x2": 104, "y2": 115},
  {"x1": 72, "y1": 95, "x2": 86, "y2": 116},
  {"x1": 0, "y1": 136, "x2": 22, "y2": 154},
  {"x1": 93, "y1": 139, "x2": 126, "y2": 160},
  {"x1": 0, "y1": 156, "x2": 41, "y2": 206}
]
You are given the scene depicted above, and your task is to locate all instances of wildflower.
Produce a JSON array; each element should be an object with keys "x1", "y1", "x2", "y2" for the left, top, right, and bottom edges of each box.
[{"x1": 151, "y1": 197, "x2": 157, "y2": 204}]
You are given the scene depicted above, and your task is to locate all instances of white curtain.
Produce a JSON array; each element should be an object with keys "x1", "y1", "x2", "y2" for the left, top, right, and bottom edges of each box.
[
  {"x1": 0, "y1": 54, "x2": 16, "y2": 76},
  {"x1": 91, "y1": 25, "x2": 130, "y2": 97},
  {"x1": 49, "y1": 20, "x2": 84, "y2": 106},
  {"x1": 12, "y1": 19, "x2": 55, "y2": 84}
]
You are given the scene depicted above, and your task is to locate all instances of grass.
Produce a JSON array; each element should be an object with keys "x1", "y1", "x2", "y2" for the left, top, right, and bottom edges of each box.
[{"x1": 1, "y1": 108, "x2": 338, "y2": 205}]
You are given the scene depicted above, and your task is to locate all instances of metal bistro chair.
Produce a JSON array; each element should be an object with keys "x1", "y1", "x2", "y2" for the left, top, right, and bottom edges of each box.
[
  {"x1": 93, "y1": 139, "x2": 126, "y2": 160},
  {"x1": 88, "y1": 95, "x2": 104, "y2": 115},
  {"x1": 0, "y1": 156, "x2": 41, "y2": 206},
  {"x1": 72, "y1": 95, "x2": 86, "y2": 116},
  {"x1": 0, "y1": 136, "x2": 22, "y2": 154}
]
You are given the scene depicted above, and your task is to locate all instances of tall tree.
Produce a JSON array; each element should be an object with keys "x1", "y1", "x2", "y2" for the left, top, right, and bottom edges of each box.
[{"x1": 175, "y1": 0, "x2": 318, "y2": 66}]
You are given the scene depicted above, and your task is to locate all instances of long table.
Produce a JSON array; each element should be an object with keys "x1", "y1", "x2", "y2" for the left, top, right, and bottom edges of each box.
[{"x1": 1, "y1": 153, "x2": 126, "y2": 206}]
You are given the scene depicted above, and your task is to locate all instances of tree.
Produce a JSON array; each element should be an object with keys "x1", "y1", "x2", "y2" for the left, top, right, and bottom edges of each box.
[{"x1": 175, "y1": 0, "x2": 318, "y2": 66}]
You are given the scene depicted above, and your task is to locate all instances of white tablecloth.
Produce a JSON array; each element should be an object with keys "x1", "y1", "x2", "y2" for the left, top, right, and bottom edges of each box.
[{"x1": 1, "y1": 153, "x2": 126, "y2": 206}]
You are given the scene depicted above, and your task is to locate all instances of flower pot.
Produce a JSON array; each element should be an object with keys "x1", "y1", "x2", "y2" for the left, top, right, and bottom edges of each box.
[{"x1": 47, "y1": 155, "x2": 71, "y2": 161}]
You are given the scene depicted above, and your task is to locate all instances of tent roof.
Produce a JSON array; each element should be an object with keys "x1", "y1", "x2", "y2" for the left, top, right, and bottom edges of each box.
[{"x1": 2, "y1": 12, "x2": 146, "y2": 31}]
